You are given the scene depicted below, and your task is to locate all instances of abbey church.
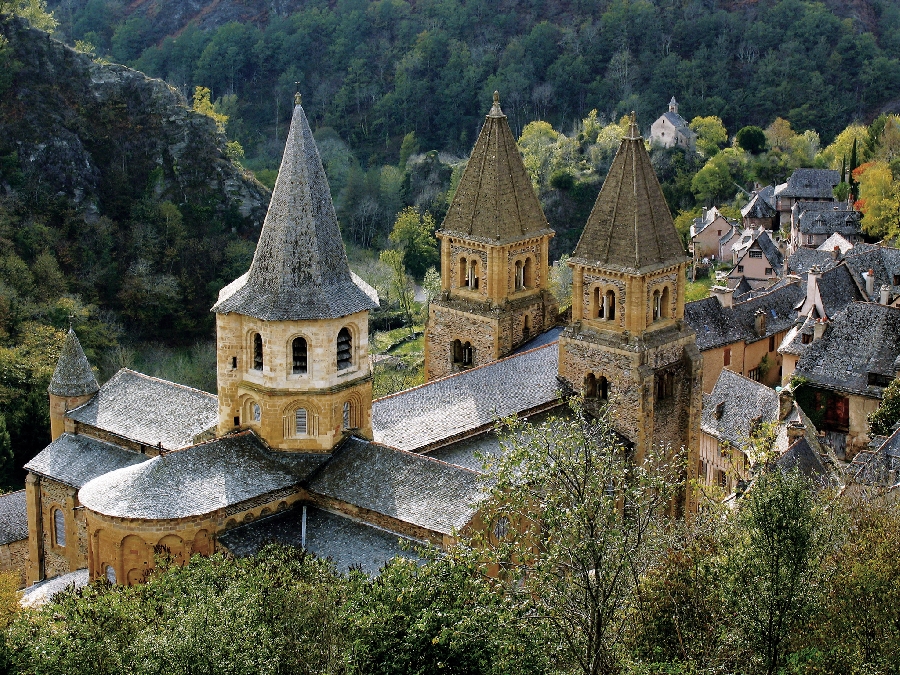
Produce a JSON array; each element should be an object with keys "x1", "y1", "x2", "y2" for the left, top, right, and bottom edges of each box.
[{"x1": 21, "y1": 93, "x2": 701, "y2": 586}]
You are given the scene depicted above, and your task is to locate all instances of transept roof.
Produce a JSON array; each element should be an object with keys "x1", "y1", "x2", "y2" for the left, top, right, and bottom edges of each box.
[
  {"x1": 440, "y1": 92, "x2": 553, "y2": 244},
  {"x1": 573, "y1": 116, "x2": 688, "y2": 273},
  {"x1": 212, "y1": 101, "x2": 378, "y2": 321}
]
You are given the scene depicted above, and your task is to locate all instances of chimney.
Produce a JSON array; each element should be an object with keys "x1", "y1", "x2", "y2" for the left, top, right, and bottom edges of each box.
[
  {"x1": 864, "y1": 268, "x2": 875, "y2": 297},
  {"x1": 881, "y1": 284, "x2": 891, "y2": 305},
  {"x1": 806, "y1": 264, "x2": 821, "y2": 304},
  {"x1": 754, "y1": 308, "x2": 767, "y2": 336},
  {"x1": 813, "y1": 319, "x2": 827, "y2": 341},
  {"x1": 831, "y1": 245, "x2": 841, "y2": 261},
  {"x1": 779, "y1": 387, "x2": 793, "y2": 420},
  {"x1": 787, "y1": 420, "x2": 806, "y2": 445},
  {"x1": 710, "y1": 285, "x2": 734, "y2": 309},
  {"x1": 701, "y1": 207, "x2": 708, "y2": 221}
]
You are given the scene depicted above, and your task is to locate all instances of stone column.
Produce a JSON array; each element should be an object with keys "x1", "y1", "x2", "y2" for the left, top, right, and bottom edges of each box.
[{"x1": 25, "y1": 473, "x2": 43, "y2": 585}]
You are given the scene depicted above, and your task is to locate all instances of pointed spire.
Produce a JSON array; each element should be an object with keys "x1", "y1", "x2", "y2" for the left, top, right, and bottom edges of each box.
[
  {"x1": 572, "y1": 114, "x2": 688, "y2": 273},
  {"x1": 440, "y1": 91, "x2": 553, "y2": 243},
  {"x1": 213, "y1": 98, "x2": 378, "y2": 321},
  {"x1": 49, "y1": 328, "x2": 99, "y2": 398}
]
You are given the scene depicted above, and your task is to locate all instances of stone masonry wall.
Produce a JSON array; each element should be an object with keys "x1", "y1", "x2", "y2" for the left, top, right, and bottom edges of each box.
[
  {"x1": 425, "y1": 303, "x2": 497, "y2": 381},
  {"x1": 0, "y1": 539, "x2": 28, "y2": 588}
]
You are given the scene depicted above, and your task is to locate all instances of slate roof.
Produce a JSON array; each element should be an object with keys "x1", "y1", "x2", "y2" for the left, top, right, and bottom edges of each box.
[
  {"x1": 440, "y1": 92, "x2": 553, "y2": 244},
  {"x1": 852, "y1": 426, "x2": 900, "y2": 485},
  {"x1": 48, "y1": 328, "x2": 99, "y2": 398},
  {"x1": 701, "y1": 369, "x2": 780, "y2": 449},
  {"x1": 212, "y1": 103, "x2": 378, "y2": 321},
  {"x1": 25, "y1": 433, "x2": 149, "y2": 488},
  {"x1": 217, "y1": 505, "x2": 420, "y2": 574},
  {"x1": 817, "y1": 232, "x2": 855, "y2": 254},
  {"x1": 775, "y1": 169, "x2": 840, "y2": 200},
  {"x1": 0, "y1": 490, "x2": 28, "y2": 545},
  {"x1": 742, "y1": 189, "x2": 777, "y2": 219},
  {"x1": 795, "y1": 302, "x2": 900, "y2": 397},
  {"x1": 842, "y1": 245, "x2": 900, "y2": 301},
  {"x1": 661, "y1": 111, "x2": 694, "y2": 135},
  {"x1": 811, "y1": 264, "x2": 863, "y2": 318},
  {"x1": 77, "y1": 432, "x2": 325, "y2": 520},
  {"x1": 65, "y1": 368, "x2": 218, "y2": 451},
  {"x1": 372, "y1": 342, "x2": 560, "y2": 453},
  {"x1": 798, "y1": 207, "x2": 861, "y2": 236},
  {"x1": 685, "y1": 281, "x2": 804, "y2": 350},
  {"x1": 573, "y1": 117, "x2": 688, "y2": 273},
  {"x1": 775, "y1": 437, "x2": 830, "y2": 483},
  {"x1": 778, "y1": 312, "x2": 816, "y2": 356},
  {"x1": 305, "y1": 437, "x2": 483, "y2": 536},
  {"x1": 786, "y1": 248, "x2": 839, "y2": 275}
]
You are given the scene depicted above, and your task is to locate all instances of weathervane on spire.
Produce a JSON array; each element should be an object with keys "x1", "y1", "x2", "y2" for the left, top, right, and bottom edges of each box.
[
  {"x1": 68, "y1": 313, "x2": 75, "y2": 331},
  {"x1": 294, "y1": 82, "x2": 302, "y2": 106}
]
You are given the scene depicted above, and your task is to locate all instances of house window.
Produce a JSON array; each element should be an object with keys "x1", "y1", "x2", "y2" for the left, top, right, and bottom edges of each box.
[
  {"x1": 233, "y1": 416, "x2": 239, "y2": 427},
  {"x1": 584, "y1": 373, "x2": 597, "y2": 398},
  {"x1": 801, "y1": 333, "x2": 812, "y2": 345},
  {"x1": 660, "y1": 286, "x2": 670, "y2": 318},
  {"x1": 748, "y1": 368, "x2": 760, "y2": 381},
  {"x1": 698, "y1": 459, "x2": 706, "y2": 481},
  {"x1": 594, "y1": 287, "x2": 604, "y2": 318},
  {"x1": 737, "y1": 265, "x2": 744, "y2": 273},
  {"x1": 292, "y1": 337, "x2": 308, "y2": 374},
  {"x1": 295, "y1": 408, "x2": 308, "y2": 435},
  {"x1": 342, "y1": 401, "x2": 351, "y2": 429},
  {"x1": 523, "y1": 257, "x2": 534, "y2": 288},
  {"x1": 252, "y1": 333, "x2": 263, "y2": 371},
  {"x1": 723, "y1": 347, "x2": 731, "y2": 366},
  {"x1": 522, "y1": 315, "x2": 530, "y2": 341},
  {"x1": 868, "y1": 372, "x2": 893, "y2": 387},
  {"x1": 765, "y1": 267, "x2": 773, "y2": 275},
  {"x1": 716, "y1": 470, "x2": 727, "y2": 488},
  {"x1": 769, "y1": 335, "x2": 775, "y2": 352},
  {"x1": 467, "y1": 260, "x2": 479, "y2": 289},
  {"x1": 655, "y1": 370, "x2": 675, "y2": 400},
  {"x1": 599, "y1": 376, "x2": 608, "y2": 400},
  {"x1": 336, "y1": 328, "x2": 352, "y2": 370},
  {"x1": 463, "y1": 342, "x2": 474, "y2": 366},
  {"x1": 252, "y1": 403, "x2": 261, "y2": 423},
  {"x1": 749, "y1": 250, "x2": 763, "y2": 258},
  {"x1": 893, "y1": 274, "x2": 899, "y2": 285},
  {"x1": 53, "y1": 508, "x2": 65, "y2": 547},
  {"x1": 458, "y1": 257, "x2": 467, "y2": 288},
  {"x1": 807, "y1": 235, "x2": 814, "y2": 245}
]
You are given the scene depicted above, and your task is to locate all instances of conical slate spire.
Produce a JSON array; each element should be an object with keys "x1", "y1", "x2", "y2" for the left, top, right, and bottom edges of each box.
[
  {"x1": 48, "y1": 328, "x2": 99, "y2": 398},
  {"x1": 213, "y1": 102, "x2": 378, "y2": 321},
  {"x1": 440, "y1": 91, "x2": 552, "y2": 243},
  {"x1": 572, "y1": 114, "x2": 687, "y2": 273}
]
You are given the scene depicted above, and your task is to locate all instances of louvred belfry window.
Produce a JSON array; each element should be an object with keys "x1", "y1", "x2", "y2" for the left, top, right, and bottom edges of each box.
[
  {"x1": 292, "y1": 337, "x2": 308, "y2": 374},
  {"x1": 295, "y1": 408, "x2": 308, "y2": 435},
  {"x1": 337, "y1": 328, "x2": 352, "y2": 370}
]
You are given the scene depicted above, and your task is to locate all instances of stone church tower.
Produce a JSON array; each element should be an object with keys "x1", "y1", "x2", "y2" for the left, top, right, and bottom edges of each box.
[
  {"x1": 558, "y1": 115, "x2": 702, "y2": 512},
  {"x1": 212, "y1": 96, "x2": 379, "y2": 452},
  {"x1": 424, "y1": 92, "x2": 558, "y2": 381},
  {"x1": 47, "y1": 328, "x2": 100, "y2": 441}
]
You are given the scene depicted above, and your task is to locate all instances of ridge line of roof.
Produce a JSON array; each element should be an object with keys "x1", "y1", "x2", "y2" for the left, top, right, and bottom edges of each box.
[{"x1": 113, "y1": 367, "x2": 218, "y2": 399}]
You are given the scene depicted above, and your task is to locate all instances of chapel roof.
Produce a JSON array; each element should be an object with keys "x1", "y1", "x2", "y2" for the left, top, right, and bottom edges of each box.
[
  {"x1": 48, "y1": 328, "x2": 99, "y2": 398},
  {"x1": 439, "y1": 92, "x2": 553, "y2": 244},
  {"x1": 775, "y1": 169, "x2": 840, "y2": 200},
  {"x1": 212, "y1": 101, "x2": 378, "y2": 321},
  {"x1": 573, "y1": 116, "x2": 688, "y2": 273},
  {"x1": 372, "y1": 341, "x2": 560, "y2": 453},
  {"x1": 25, "y1": 433, "x2": 149, "y2": 489},
  {"x1": 0, "y1": 490, "x2": 28, "y2": 546},
  {"x1": 65, "y1": 368, "x2": 218, "y2": 451}
]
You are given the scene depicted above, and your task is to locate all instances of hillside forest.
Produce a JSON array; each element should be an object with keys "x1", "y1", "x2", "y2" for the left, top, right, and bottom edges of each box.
[{"x1": 2, "y1": 0, "x2": 900, "y2": 488}]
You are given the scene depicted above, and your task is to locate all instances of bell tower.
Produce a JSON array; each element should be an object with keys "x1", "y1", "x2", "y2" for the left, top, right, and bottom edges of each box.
[
  {"x1": 424, "y1": 92, "x2": 557, "y2": 381},
  {"x1": 558, "y1": 114, "x2": 702, "y2": 513},
  {"x1": 48, "y1": 327, "x2": 99, "y2": 441},
  {"x1": 212, "y1": 94, "x2": 379, "y2": 452}
]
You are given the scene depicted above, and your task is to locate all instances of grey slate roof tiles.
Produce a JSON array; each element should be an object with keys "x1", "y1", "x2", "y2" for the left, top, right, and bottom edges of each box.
[
  {"x1": 786, "y1": 248, "x2": 840, "y2": 275},
  {"x1": 701, "y1": 369, "x2": 780, "y2": 449},
  {"x1": 372, "y1": 342, "x2": 560, "y2": 453},
  {"x1": 842, "y1": 245, "x2": 900, "y2": 301},
  {"x1": 798, "y1": 206, "x2": 861, "y2": 236},
  {"x1": 212, "y1": 103, "x2": 378, "y2": 321},
  {"x1": 775, "y1": 437, "x2": 830, "y2": 484},
  {"x1": 48, "y1": 329, "x2": 99, "y2": 398},
  {"x1": 218, "y1": 505, "x2": 420, "y2": 574},
  {"x1": 853, "y1": 426, "x2": 900, "y2": 485},
  {"x1": 66, "y1": 368, "x2": 218, "y2": 451},
  {"x1": 795, "y1": 302, "x2": 900, "y2": 397},
  {"x1": 77, "y1": 432, "x2": 323, "y2": 520},
  {"x1": 775, "y1": 169, "x2": 840, "y2": 200},
  {"x1": 305, "y1": 437, "x2": 483, "y2": 535},
  {"x1": 25, "y1": 433, "x2": 149, "y2": 488},
  {"x1": 0, "y1": 490, "x2": 28, "y2": 545},
  {"x1": 741, "y1": 190, "x2": 777, "y2": 219}
]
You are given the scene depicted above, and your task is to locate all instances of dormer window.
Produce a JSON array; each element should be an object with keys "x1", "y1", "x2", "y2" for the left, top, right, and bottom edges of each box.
[
  {"x1": 868, "y1": 372, "x2": 893, "y2": 387},
  {"x1": 337, "y1": 328, "x2": 352, "y2": 370},
  {"x1": 292, "y1": 337, "x2": 308, "y2": 374},
  {"x1": 252, "y1": 333, "x2": 263, "y2": 371},
  {"x1": 801, "y1": 332, "x2": 812, "y2": 345}
]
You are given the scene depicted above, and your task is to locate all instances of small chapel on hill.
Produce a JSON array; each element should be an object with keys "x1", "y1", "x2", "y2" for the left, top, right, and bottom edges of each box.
[{"x1": 21, "y1": 93, "x2": 700, "y2": 587}]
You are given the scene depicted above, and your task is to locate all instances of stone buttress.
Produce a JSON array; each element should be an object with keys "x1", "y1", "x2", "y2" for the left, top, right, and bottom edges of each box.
[{"x1": 424, "y1": 92, "x2": 557, "y2": 381}]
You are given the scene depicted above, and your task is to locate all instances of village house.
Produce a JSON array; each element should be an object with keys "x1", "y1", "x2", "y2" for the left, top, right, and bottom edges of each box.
[
  {"x1": 649, "y1": 97, "x2": 696, "y2": 151},
  {"x1": 728, "y1": 228, "x2": 783, "y2": 289},
  {"x1": 790, "y1": 201, "x2": 862, "y2": 252},
  {"x1": 774, "y1": 168, "x2": 840, "y2": 229},
  {"x1": 741, "y1": 186, "x2": 777, "y2": 230},
  {"x1": 690, "y1": 207, "x2": 737, "y2": 261}
]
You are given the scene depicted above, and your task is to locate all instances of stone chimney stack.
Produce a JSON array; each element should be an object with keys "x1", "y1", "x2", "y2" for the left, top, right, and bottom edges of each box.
[
  {"x1": 807, "y1": 264, "x2": 821, "y2": 298},
  {"x1": 864, "y1": 268, "x2": 875, "y2": 297},
  {"x1": 787, "y1": 420, "x2": 806, "y2": 445},
  {"x1": 881, "y1": 284, "x2": 891, "y2": 305},
  {"x1": 754, "y1": 308, "x2": 767, "y2": 336},
  {"x1": 813, "y1": 319, "x2": 827, "y2": 341},
  {"x1": 710, "y1": 285, "x2": 734, "y2": 309},
  {"x1": 779, "y1": 387, "x2": 794, "y2": 420},
  {"x1": 831, "y1": 246, "x2": 841, "y2": 261}
]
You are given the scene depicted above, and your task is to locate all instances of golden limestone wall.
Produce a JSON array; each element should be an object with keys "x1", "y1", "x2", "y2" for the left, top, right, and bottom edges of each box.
[
  {"x1": 49, "y1": 392, "x2": 95, "y2": 441},
  {"x1": 216, "y1": 310, "x2": 372, "y2": 451},
  {"x1": 0, "y1": 539, "x2": 28, "y2": 588},
  {"x1": 26, "y1": 474, "x2": 89, "y2": 585},
  {"x1": 86, "y1": 490, "x2": 305, "y2": 585}
]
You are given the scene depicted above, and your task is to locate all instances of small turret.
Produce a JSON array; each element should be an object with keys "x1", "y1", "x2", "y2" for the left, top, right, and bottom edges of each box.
[
  {"x1": 48, "y1": 328, "x2": 99, "y2": 440},
  {"x1": 668, "y1": 96, "x2": 678, "y2": 114}
]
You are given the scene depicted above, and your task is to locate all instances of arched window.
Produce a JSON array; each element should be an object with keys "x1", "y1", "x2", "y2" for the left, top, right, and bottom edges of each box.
[
  {"x1": 292, "y1": 337, "x2": 308, "y2": 374},
  {"x1": 660, "y1": 286, "x2": 671, "y2": 318},
  {"x1": 337, "y1": 328, "x2": 352, "y2": 370},
  {"x1": 342, "y1": 401, "x2": 351, "y2": 429},
  {"x1": 584, "y1": 373, "x2": 597, "y2": 398},
  {"x1": 458, "y1": 257, "x2": 467, "y2": 288},
  {"x1": 252, "y1": 403, "x2": 261, "y2": 423},
  {"x1": 468, "y1": 260, "x2": 479, "y2": 289},
  {"x1": 452, "y1": 339, "x2": 463, "y2": 364},
  {"x1": 523, "y1": 315, "x2": 530, "y2": 341},
  {"x1": 493, "y1": 516, "x2": 510, "y2": 541},
  {"x1": 523, "y1": 257, "x2": 534, "y2": 288},
  {"x1": 53, "y1": 508, "x2": 65, "y2": 547},
  {"x1": 599, "y1": 375, "x2": 609, "y2": 400},
  {"x1": 252, "y1": 333, "x2": 263, "y2": 371},
  {"x1": 652, "y1": 290, "x2": 661, "y2": 321},
  {"x1": 462, "y1": 342, "x2": 474, "y2": 367},
  {"x1": 514, "y1": 260, "x2": 523, "y2": 290},
  {"x1": 594, "y1": 287, "x2": 604, "y2": 318},
  {"x1": 295, "y1": 408, "x2": 308, "y2": 435},
  {"x1": 105, "y1": 565, "x2": 116, "y2": 584},
  {"x1": 606, "y1": 290, "x2": 616, "y2": 321}
]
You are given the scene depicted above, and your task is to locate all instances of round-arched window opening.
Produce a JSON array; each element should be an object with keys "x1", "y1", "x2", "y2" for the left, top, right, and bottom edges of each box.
[
  {"x1": 493, "y1": 516, "x2": 510, "y2": 541},
  {"x1": 342, "y1": 401, "x2": 351, "y2": 430},
  {"x1": 292, "y1": 337, "x2": 308, "y2": 374},
  {"x1": 105, "y1": 565, "x2": 116, "y2": 584},
  {"x1": 53, "y1": 508, "x2": 65, "y2": 547},
  {"x1": 337, "y1": 328, "x2": 353, "y2": 370},
  {"x1": 252, "y1": 333, "x2": 263, "y2": 371},
  {"x1": 252, "y1": 403, "x2": 261, "y2": 423}
]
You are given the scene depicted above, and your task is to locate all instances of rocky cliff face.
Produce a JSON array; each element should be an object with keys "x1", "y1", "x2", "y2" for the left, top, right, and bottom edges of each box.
[{"x1": 0, "y1": 16, "x2": 269, "y2": 226}]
